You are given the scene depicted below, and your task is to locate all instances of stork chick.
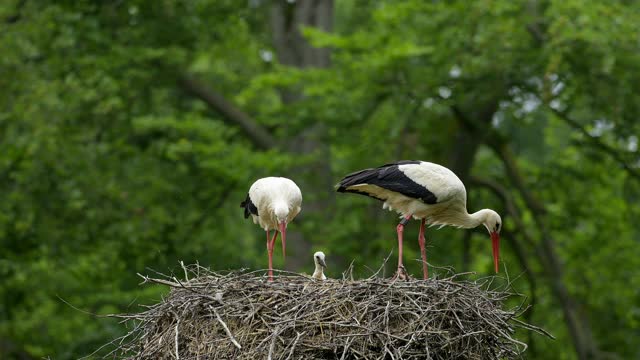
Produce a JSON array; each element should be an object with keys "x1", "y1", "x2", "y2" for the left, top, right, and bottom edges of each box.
[{"x1": 312, "y1": 251, "x2": 327, "y2": 280}]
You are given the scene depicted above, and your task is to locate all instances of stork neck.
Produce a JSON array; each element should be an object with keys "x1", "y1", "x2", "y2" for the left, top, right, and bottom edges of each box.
[
  {"x1": 462, "y1": 209, "x2": 492, "y2": 229},
  {"x1": 313, "y1": 263, "x2": 324, "y2": 278}
]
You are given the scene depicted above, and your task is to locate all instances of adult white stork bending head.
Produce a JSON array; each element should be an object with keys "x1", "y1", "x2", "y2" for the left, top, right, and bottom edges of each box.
[
  {"x1": 312, "y1": 251, "x2": 327, "y2": 280},
  {"x1": 241, "y1": 177, "x2": 302, "y2": 281},
  {"x1": 336, "y1": 160, "x2": 501, "y2": 280}
]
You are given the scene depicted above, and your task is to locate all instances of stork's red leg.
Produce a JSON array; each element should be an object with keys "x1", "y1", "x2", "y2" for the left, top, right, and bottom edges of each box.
[
  {"x1": 418, "y1": 218, "x2": 428, "y2": 279},
  {"x1": 394, "y1": 214, "x2": 412, "y2": 279},
  {"x1": 266, "y1": 230, "x2": 274, "y2": 281},
  {"x1": 266, "y1": 230, "x2": 279, "y2": 281}
]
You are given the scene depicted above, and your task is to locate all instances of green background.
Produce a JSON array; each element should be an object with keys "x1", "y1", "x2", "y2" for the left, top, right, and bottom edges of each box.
[{"x1": 1, "y1": 1, "x2": 638, "y2": 359}]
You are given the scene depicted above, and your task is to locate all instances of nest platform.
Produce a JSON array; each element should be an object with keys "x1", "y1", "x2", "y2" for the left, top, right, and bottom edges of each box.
[{"x1": 109, "y1": 265, "x2": 548, "y2": 359}]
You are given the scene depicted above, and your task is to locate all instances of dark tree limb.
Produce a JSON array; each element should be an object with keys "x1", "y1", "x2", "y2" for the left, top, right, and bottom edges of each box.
[
  {"x1": 469, "y1": 176, "x2": 535, "y2": 249},
  {"x1": 471, "y1": 175, "x2": 541, "y2": 355},
  {"x1": 471, "y1": 176, "x2": 541, "y2": 346},
  {"x1": 3, "y1": 0, "x2": 26, "y2": 24},
  {"x1": 178, "y1": 75, "x2": 277, "y2": 150},
  {"x1": 501, "y1": 228, "x2": 539, "y2": 355},
  {"x1": 550, "y1": 107, "x2": 640, "y2": 182},
  {"x1": 487, "y1": 139, "x2": 547, "y2": 216},
  {"x1": 485, "y1": 141, "x2": 598, "y2": 360}
]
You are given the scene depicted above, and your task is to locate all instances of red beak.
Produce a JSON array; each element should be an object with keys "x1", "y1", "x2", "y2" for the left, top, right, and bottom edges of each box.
[
  {"x1": 491, "y1": 231, "x2": 500, "y2": 273},
  {"x1": 278, "y1": 221, "x2": 287, "y2": 260}
]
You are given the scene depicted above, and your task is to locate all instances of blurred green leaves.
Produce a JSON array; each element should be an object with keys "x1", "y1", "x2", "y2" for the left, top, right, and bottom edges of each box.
[{"x1": 1, "y1": 0, "x2": 639, "y2": 359}]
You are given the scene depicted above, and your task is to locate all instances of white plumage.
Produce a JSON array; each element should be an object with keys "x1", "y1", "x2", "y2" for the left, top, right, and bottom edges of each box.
[
  {"x1": 312, "y1": 251, "x2": 327, "y2": 280},
  {"x1": 337, "y1": 160, "x2": 502, "y2": 279},
  {"x1": 246, "y1": 177, "x2": 302, "y2": 231},
  {"x1": 241, "y1": 177, "x2": 302, "y2": 281}
]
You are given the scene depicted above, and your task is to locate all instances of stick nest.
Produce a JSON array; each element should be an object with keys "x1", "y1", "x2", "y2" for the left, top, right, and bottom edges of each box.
[{"x1": 108, "y1": 264, "x2": 548, "y2": 360}]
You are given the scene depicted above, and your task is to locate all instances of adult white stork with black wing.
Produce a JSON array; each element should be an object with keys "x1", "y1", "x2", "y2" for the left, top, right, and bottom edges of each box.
[
  {"x1": 241, "y1": 177, "x2": 302, "y2": 282},
  {"x1": 336, "y1": 160, "x2": 501, "y2": 279}
]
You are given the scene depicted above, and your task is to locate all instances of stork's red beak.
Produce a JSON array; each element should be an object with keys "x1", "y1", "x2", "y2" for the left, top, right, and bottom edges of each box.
[
  {"x1": 278, "y1": 221, "x2": 287, "y2": 259},
  {"x1": 491, "y1": 231, "x2": 500, "y2": 273}
]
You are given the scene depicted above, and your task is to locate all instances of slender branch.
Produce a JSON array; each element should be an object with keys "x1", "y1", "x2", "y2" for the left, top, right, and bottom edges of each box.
[
  {"x1": 469, "y1": 176, "x2": 535, "y2": 249},
  {"x1": 485, "y1": 136, "x2": 547, "y2": 216},
  {"x1": 550, "y1": 107, "x2": 640, "y2": 182},
  {"x1": 178, "y1": 75, "x2": 277, "y2": 150}
]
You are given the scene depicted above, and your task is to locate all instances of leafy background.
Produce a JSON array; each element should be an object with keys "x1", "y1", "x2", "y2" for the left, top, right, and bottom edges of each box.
[{"x1": 1, "y1": 1, "x2": 639, "y2": 359}]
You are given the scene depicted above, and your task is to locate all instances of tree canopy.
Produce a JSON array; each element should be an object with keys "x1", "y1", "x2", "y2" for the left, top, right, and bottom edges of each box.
[{"x1": 1, "y1": 1, "x2": 639, "y2": 359}]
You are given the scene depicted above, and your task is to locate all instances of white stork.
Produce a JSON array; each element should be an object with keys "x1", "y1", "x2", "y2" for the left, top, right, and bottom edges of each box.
[
  {"x1": 312, "y1": 251, "x2": 327, "y2": 280},
  {"x1": 336, "y1": 160, "x2": 501, "y2": 279},
  {"x1": 241, "y1": 177, "x2": 302, "y2": 281}
]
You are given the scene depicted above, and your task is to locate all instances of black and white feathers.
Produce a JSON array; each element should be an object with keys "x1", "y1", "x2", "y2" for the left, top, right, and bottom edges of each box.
[{"x1": 337, "y1": 160, "x2": 474, "y2": 226}]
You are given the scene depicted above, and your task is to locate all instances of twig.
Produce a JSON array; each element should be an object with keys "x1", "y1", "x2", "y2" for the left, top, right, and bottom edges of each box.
[
  {"x1": 137, "y1": 273, "x2": 181, "y2": 287},
  {"x1": 267, "y1": 326, "x2": 280, "y2": 360},
  {"x1": 340, "y1": 337, "x2": 354, "y2": 360},
  {"x1": 211, "y1": 306, "x2": 242, "y2": 350},
  {"x1": 174, "y1": 317, "x2": 180, "y2": 360},
  {"x1": 180, "y1": 261, "x2": 189, "y2": 282},
  {"x1": 285, "y1": 331, "x2": 305, "y2": 360}
]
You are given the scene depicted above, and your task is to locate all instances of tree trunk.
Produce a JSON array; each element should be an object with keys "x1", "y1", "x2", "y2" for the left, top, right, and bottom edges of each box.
[{"x1": 270, "y1": 0, "x2": 334, "y2": 270}]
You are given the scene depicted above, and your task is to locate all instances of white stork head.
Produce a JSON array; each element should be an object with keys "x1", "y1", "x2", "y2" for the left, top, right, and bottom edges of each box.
[
  {"x1": 273, "y1": 203, "x2": 290, "y2": 224},
  {"x1": 480, "y1": 209, "x2": 502, "y2": 273}
]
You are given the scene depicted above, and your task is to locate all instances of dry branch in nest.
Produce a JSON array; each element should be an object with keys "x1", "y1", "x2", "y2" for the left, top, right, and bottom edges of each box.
[{"x1": 105, "y1": 264, "x2": 551, "y2": 360}]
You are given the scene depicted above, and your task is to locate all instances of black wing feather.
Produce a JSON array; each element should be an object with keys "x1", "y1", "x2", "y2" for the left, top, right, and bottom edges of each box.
[
  {"x1": 336, "y1": 160, "x2": 438, "y2": 204},
  {"x1": 240, "y1": 193, "x2": 258, "y2": 219}
]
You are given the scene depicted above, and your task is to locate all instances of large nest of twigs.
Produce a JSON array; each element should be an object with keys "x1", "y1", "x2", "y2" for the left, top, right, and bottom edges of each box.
[{"x1": 110, "y1": 264, "x2": 549, "y2": 360}]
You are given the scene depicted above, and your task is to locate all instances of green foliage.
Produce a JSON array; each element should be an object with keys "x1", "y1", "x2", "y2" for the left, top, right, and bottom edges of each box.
[{"x1": 1, "y1": 0, "x2": 639, "y2": 359}]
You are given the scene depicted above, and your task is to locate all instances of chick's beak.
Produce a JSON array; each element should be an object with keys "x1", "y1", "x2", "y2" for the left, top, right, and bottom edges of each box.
[{"x1": 318, "y1": 257, "x2": 327, "y2": 269}]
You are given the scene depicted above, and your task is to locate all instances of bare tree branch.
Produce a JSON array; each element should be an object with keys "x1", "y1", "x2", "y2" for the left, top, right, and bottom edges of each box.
[
  {"x1": 470, "y1": 176, "x2": 541, "y2": 351},
  {"x1": 550, "y1": 107, "x2": 640, "y2": 182},
  {"x1": 178, "y1": 75, "x2": 277, "y2": 150},
  {"x1": 483, "y1": 134, "x2": 547, "y2": 215},
  {"x1": 485, "y1": 142, "x2": 598, "y2": 360},
  {"x1": 470, "y1": 177, "x2": 535, "y2": 248}
]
